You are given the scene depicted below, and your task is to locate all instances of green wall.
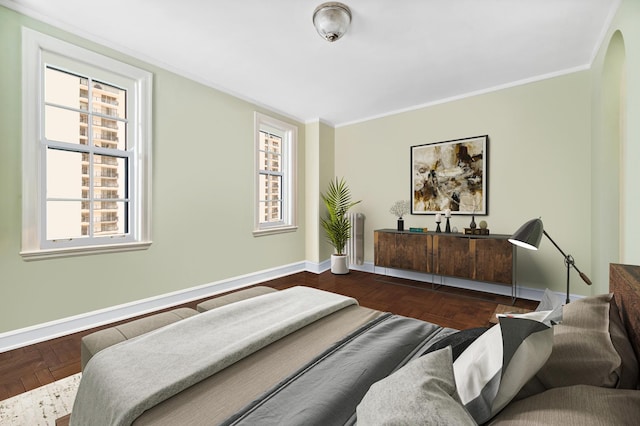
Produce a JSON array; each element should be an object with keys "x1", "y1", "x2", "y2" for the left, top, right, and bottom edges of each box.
[
  {"x1": 588, "y1": 0, "x2": 640, "y2": 290},
  {"x1": 0, "y1": 7, "x2": 306, "y2": 333},
  {"x1": 304, "y1": 121, "x2": 335, "y2": 263},
  {"x1": 605, "y1": 0, "x2": 640, "y2": 265},
  {"x1": 335, "y1": 73, "x2": 595, "y2": 296}
]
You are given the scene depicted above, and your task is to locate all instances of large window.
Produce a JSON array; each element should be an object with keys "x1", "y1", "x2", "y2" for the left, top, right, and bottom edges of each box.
[
  {"x1": 21, "y1": 29, "x2": 152, "y2": 259},
  {"x1": 254, "y1": 113, "x2": 297, "y2": 235}
]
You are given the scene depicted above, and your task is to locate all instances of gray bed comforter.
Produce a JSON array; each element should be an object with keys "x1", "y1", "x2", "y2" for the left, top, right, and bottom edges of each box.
[
  {"x1": 222, "y1": 313, "x2": 454, "y2": 426},
  {"x1": 71, "y1": 287, "x2": 357, "y2": 426}
]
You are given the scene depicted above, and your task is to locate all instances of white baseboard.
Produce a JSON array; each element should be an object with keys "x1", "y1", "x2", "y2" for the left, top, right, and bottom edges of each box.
[
  {"x1": 305, "y1": 258, "x2": 330, "y2": 274},
  {"x1": 0, "y1": 261, "x2": 306, "y2": 353},
  {"x1": 349, "y1": 262, "x2": 376, "y2": 273},
  {"x1": 309, "y1": 259, "x2": 375, "y2": 274},
  {"x1": 0, "y1": 259, "x2": 578, "y2": 353}
]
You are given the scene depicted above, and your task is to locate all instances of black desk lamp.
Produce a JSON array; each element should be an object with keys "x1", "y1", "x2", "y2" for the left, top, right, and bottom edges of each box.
[{"x1": 509, "y1": 218, "x2": 592, "y2": 304}]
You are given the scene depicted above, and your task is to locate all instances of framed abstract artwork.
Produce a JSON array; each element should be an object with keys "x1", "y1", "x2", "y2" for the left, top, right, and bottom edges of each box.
[{"x1": 411, "y1": 135, "x2": 488, "y2": 215}]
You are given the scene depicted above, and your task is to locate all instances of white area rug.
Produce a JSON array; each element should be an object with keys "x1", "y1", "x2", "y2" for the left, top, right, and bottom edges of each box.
[{"x1": 0, "y1": 373, "x2": 81, "y2": 425}]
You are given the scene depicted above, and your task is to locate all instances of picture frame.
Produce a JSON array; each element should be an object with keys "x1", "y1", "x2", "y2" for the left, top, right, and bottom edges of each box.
[{"x1": 411, "y1": 135, "x2": 488, "y2": 215}]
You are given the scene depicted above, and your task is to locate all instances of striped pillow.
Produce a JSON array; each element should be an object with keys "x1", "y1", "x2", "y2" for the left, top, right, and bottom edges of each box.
[{"x1": 452, "y1": 310, "x2": 556, "y2": 424}]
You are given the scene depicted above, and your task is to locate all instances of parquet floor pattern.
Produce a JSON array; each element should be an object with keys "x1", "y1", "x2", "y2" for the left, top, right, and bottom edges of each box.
[{"x1": 0, "y1": 270, "x2": 537, "y2": 401}]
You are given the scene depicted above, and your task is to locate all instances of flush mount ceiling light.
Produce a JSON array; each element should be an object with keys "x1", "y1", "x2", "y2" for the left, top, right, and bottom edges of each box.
[{"x1": 313, "y1": 2, "x2": 351, "y2": 42}]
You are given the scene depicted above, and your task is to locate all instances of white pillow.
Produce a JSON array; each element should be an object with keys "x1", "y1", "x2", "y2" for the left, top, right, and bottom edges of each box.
[
  {"x1": 357, "y1": 346, "x2": 476, "y2": 425},
  {"x1": 453, "y1": 310, "x2": 555, "y2": 424}
]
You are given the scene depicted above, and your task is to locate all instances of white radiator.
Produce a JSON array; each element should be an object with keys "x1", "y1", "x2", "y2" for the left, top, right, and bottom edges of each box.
[{"x1": 346, "y1": 213, "x2": 365, "y2": 265}]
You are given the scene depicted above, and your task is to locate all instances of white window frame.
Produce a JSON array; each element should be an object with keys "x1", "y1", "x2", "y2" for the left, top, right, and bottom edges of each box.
[
  {"x1": 21, "y1": 28, "x2": 153, "y2": 260},
  {"x1": 253, "y1": 112, "x2": 297, "y2": 236}
]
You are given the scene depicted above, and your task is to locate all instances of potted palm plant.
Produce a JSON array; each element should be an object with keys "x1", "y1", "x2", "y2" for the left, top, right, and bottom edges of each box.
[{"x1": 321, "y1": 177, "x2": 361, "y2": 274}]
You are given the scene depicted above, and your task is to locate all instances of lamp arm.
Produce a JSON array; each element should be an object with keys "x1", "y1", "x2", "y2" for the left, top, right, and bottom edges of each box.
[{"x1": 542, "y1": 230, "x2": 592, "y2": 286}]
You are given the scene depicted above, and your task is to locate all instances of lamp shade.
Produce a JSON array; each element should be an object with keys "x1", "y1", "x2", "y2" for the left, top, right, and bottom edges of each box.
[
  {"x1": 509, "y1": 218, "x2": 543, "y2": 250},
  {"x1": 313, "y1": 2, "x2": 351, "y2": 42}
]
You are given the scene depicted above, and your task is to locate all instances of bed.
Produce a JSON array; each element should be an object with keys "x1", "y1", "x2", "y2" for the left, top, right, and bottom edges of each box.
[{"x1": 66, "y1": 263, "x2": 640, "y2": 425}]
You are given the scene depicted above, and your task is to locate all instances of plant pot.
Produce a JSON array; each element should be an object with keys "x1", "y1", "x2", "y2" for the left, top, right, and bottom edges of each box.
[{"x1": 330, "y1": 254, "x2": 350, "y2": 274}]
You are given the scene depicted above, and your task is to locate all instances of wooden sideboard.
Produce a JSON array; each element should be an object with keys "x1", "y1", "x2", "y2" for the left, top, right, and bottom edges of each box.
[{"x1": 374, "y1": 229, "x2": 516, "y2": 286}]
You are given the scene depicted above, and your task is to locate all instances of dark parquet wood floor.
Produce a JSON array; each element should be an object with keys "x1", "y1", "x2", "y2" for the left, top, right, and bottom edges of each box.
[{"x1": 0, "y1": 270, "x2": 538, "y2": 401}]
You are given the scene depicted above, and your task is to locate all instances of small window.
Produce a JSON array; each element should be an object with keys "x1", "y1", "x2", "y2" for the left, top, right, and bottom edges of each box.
[
  {"x1": 21, "y1": 29, "x2": 152, "y2": 259},
  {"x1": 254, "y1": 113, "x2": 297, "y2": 235}
]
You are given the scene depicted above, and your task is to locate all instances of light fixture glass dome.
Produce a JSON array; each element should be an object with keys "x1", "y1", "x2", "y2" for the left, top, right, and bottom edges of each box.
[{"x1": 313, "y1": 2, "x2": 351, "y2": 42}]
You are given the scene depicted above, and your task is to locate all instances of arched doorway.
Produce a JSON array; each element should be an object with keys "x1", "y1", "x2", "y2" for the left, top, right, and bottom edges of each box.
[{"x1": 592, "y1": 30, "x2": 626, "y2": 294}]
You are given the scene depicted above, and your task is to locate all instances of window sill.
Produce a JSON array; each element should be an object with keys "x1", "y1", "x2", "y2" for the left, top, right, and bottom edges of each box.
[
  {"x1": 20, "y1": 241, "x2": 152, "y2": 261},
  {"x1": 252, "y1": 225, "x2": 298, "y2": 237}
]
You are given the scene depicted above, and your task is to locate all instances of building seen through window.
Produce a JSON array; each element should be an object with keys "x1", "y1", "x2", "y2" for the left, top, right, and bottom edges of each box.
[
  {"x1": 44, "y1": 67, "x2": 128, "y2": 240},
  {"x1": 253, "y1": 112, "x2": 297, "y2": 235},
  {"x1": 258, "y1": 130, "x2": 283, "y2": 224}
]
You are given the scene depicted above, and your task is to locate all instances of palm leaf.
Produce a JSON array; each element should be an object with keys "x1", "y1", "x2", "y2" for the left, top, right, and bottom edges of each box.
[{"x1": 320, "y1": 177, "x2": 361, "y2": 255}]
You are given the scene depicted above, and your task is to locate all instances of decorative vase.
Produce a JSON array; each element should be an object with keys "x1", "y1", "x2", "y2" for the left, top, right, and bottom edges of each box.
[
  {"x1": 397, "y1": 218, "x2": 404, "y2": 231},
  {"x1": 330, "y1": 254, "x2": 349, "y2": 274},
  {"x1": 470, "y1": 214, "x2": 477, "y2": 229}
]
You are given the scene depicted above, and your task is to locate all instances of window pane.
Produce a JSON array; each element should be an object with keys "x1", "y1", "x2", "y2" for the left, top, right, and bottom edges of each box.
[
  {"x1": 259, "y1": 131, "x2": 282, "y2": 173},
  {"x1": 92, "y1": 80, "x2": 126, "y2": 119},
  {"x1": 272, "y1": 200, "x2": 282, "y2": 221},
  {"x1": 45, "y1": 67, "x2": 83, "y2": 109},
  {"x1": 93, "y1": 201, "x2": 127, "y2": 236},
  {"x1": 93, "y1": 155, "x2": 126, "y2": 200},
  {"x1": 45, "y1": 106, "x2": 88, "y2": 145},
  {"x1": 260, "y1": 151, "x2": 280, "y2": 172},
  {"x1": 258, "y1": 129, "x2": 284, "y2": 222},
  {"x1": 46, "y1": 200, "x2": 128, "y2": 239},
  {"x1": 92, "y1": 118, "x2": 126, "y2": 150},
  {"x1": 259, "y1": 174, "x2": 282, "y2": 202},
  {"x1": 46, "y1": 149, "x2": 84, "y2": 199},
  {"x1": 264, "y1": 133, "x2": 281, "y2": 155},
  {"x1": 258, "y1": 174, "x2": 283, "y2": 223},
  {"x1": 269, "y1": 175, "x2": 281, "y2": 200},
  {"x1": 258, "y1": 200, "x2": 282, "y2": 224},
  {"x1": 46, "y1": 201, "x2": 85, "y2": 240},
  {"x1": 259, "y1": 201, "x2": 282, "y2": 223}
]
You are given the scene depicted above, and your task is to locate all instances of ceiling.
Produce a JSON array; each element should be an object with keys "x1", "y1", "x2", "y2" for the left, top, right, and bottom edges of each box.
[{"x1": 4, "y1": 0, "x2": 619, "y2": 126}]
